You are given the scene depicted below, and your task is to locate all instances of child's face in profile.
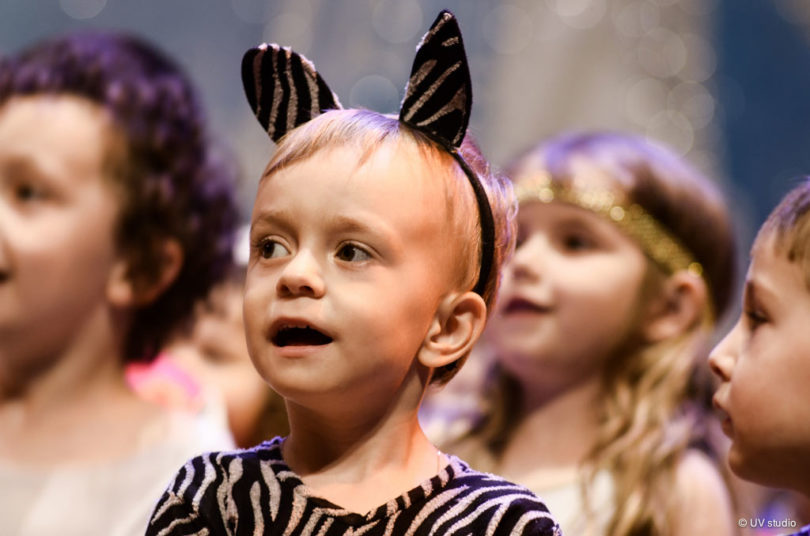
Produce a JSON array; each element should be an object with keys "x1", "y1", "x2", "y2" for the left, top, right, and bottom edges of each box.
[
  {"x1": 0, "y1": 95, "x2": 122, "y2": 370},
  {"x1": 244, "y1": 141, "x2": 458, "y2": 407},
  {"x1": 709, "y1": 232, "x2": 810, "y2": 488},
  {"x1": 489, "y1": 175, "x2": 649, "y2": 395}
]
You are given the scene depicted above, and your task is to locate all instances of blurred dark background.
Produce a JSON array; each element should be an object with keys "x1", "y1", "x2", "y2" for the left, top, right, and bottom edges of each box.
[{"x1": 2, "y1": 0, "x2": 808, "y2": 262}]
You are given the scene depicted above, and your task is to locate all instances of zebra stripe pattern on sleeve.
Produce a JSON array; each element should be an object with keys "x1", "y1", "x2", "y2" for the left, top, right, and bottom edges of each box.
[{"x1": 146, "y1": 437, "x2": 561, "y2": 536}]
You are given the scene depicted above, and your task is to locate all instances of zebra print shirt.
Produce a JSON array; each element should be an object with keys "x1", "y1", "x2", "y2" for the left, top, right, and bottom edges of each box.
[{"x1": 146, "y1": 437, "x2": 561, "y2": 536}]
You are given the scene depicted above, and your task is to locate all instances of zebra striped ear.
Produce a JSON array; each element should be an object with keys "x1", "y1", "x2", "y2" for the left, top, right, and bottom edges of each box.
[
  {"x1": 241, "y1": 44, "x2": 342, "y2": 142},
  {"x1": 399, "y1": 10, "x2": 471, "y2": 148}
]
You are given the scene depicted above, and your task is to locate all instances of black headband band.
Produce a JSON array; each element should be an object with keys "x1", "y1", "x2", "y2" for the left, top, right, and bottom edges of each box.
[
  {"x1": 453, "y1": 150, "x2": 495, "y2": 296},
  {"x1": 241, "y1": 10, "x2": 495, "y2": 297}
]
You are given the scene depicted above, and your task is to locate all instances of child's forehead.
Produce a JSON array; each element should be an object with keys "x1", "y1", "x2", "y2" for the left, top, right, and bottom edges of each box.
[
  {"x1": 0, "y1": 95, "x2": 114, "y2": 178},
  {"x1": 1, "y1": 93, "x2": 110, "y2": 128},
  {"x1": 251, "y1": 148, "x2": 459, "y2": 271},
  {"x1": 258, "y1": 140, "x2": 453, "y2": 208},
  {"x1": 264, "y1": 137, "x2": 449, "y2": 188},
  {"x1": 749, "y1": 231, "x2": 810, "y2": 296},
  {"x1": 253, "y1": 131, "x2": 463, "y2": 244},
  {"x1": 751, "y1": 229, "x2": 794, "y2": 268}
]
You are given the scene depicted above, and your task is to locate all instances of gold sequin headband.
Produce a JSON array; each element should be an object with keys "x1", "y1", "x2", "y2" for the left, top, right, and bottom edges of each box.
[{"x1": 514, "y1": 172, "x2": 704, "y2": 279}]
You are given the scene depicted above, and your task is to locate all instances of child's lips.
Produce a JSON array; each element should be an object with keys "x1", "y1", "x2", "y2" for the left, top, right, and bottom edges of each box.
[
  {"x1": 268, "y1": 318, "x2": 334, "y2": 348},
  {"x1": 713, "y1": 396, "x2": 733, "y2": 436},
  {"x1": 502, "y1": 297, "x2": 551, "y2": 315}
]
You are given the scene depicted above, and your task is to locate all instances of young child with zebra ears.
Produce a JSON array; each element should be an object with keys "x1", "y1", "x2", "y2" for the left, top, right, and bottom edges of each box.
[
  {"x1": 710, "y1": 181, "x2": 810, "y2": 536},
  {"x1": 0, "y1": 32, "x2": 237, "y2": 535},
  {"x1": 147, "y1": 11, "x2": 560, "y2": 536},
  {"x1": 447, "y1": 131, "x2": 738, "y2": 535}
]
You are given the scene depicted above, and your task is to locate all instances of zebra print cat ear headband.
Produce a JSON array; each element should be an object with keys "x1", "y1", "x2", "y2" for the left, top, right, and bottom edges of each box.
[{"x1": 241, "y1": 10, "x2": 495, "y2": 297}]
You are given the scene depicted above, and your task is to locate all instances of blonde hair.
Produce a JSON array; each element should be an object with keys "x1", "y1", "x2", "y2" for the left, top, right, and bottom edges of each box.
[
  {"x1": 263, "y1": 109, "x2": 516, "y2": 384},
  {"x1": 474, "y1": 131, "x2": 735, "y2": 535}
]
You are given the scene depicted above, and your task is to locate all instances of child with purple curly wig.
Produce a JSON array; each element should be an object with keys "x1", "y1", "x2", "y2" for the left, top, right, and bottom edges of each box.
[{"x1": 0, "y1": 32, "x2": 238, "y2": 535}]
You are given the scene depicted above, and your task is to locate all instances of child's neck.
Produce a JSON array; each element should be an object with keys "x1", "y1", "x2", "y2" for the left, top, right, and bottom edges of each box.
[
  {"x1": 0, "y1": 307, "x2": 160, "y2": 465},
  {"x1": 496, "y1": 374, "x2": 602, "y2": 487},
  {"x1": 281, "y1": 373, "x2": 444, "y2": 514}
]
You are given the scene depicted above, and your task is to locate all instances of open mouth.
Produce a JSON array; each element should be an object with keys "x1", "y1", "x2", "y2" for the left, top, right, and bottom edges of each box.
[
  {"x1": 271, "y1": 324, "x2": 333, "y2": 347},
  {"x1": 504, "y1": 298, "x2": 550, "y2": 314}
]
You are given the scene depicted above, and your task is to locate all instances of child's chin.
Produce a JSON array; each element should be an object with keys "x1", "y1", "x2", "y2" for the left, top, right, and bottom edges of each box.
[{"x1": 727, "y1": 445, "x2": 780, "y2": 487}]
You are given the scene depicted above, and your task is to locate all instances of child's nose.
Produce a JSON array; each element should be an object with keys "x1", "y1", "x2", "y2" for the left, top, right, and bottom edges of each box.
[
  {"x1": 708, "y1": 320, "x2": 740, "y2": 382},
  {"x1": 510, "y1": 234, "x2": 547, "y2": 282},
  {"x1": 276, "y1": 250, "x2": 325, "y2": 298}
]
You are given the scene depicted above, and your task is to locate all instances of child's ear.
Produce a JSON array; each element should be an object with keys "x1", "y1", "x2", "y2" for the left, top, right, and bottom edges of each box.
[
  {"x1": 641, "y1": 270, "x2": 708, "y2": 343},
  {"x1": 418, "y1": 291, "x2": 487, "y2": 371},
  {"x1": 107, "y1": 238, "x2": 184, "y2": 308}
]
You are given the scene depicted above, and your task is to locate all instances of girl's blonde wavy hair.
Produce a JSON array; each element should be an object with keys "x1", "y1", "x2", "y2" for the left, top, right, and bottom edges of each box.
[{"x1": 472, "y1": 131, "x2": 736, "y2": 535}]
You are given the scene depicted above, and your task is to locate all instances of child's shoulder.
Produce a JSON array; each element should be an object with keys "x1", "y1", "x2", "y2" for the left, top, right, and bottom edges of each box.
[
  {"x1": 673, "y1": 449, "x2": 730, "y2": 502},
  {"x1": 147, "y1": 438, "x2": 287, "y2": 534},
  {"x1": 668, "y1": 449, "x2": 735, "y2": 535},
  {"x1": 193, "y1": 435, "x2": 282, "y2": 467},
  {"x1": 445, "y1": 455, "x2": 562, "y2": 535},
  {"x1": 166, "y1": 437, "x2": 285, "y2": 493}
]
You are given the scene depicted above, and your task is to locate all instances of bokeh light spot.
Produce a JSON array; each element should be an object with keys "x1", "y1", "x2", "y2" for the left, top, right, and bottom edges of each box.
[
  {"x1": 668, "y1": 81, "x2": 715, "y2": 130},
  {"x1": 547, "y1": 0, "x2": 607, "y2": 29},
  {"x1": 262, "y1": 11, "x2": 312, "y2": 53},
  {"x1": 483, "y1": 5, "x2": 533, "y2": 55},
  {"x1": 349, "y1": 75, "x2": 399, "y2": 113},
  {"x1": 625, "y1": 77, "x2": 668, "y2": 126},
  {"x1": 372, "y1": 0, "x2": 423, "y2": 44},
  {"x1": 647, "y1": 110, "x2": 694, "y2": 155},
  {"x1": 679, "y1": 33, "x2": 717, "y2": 82},
  {"x1": 614, "y1": 1, "x2": 659, "y2": 37},
  {"x1": 638, "y1": 27, "x2": 687, "y2": 78},
  {"x1": 59, "y1": 0, "x2": 106, "y2": 20}
]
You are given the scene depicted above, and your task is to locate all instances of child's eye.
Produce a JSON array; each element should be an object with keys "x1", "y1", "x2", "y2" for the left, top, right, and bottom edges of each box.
[
  {"x1": 744, "y1": 309, "x2": 768, "y2": 331},
  {"x1": 256, "y1": 238, "x2": 290, "y2": 259},
  {"x1": 561, "y1": 233, "x2": 594, "y2": 251},
  {"x1": 336, "y1": 243, "x2": 371, "y2": 263},
  {"x1": 14, "y1": 181, "x2": 46, "y2": 203}
]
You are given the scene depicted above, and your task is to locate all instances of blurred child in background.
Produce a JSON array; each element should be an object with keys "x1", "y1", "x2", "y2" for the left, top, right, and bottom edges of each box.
[
  {"x1": 710, "y1": 180, "x2": 810, "y2": 536},
  {"x1": 447, "y1": 131, "x2": 738, "y2": 535},
  {"x1": 0, "y1": 32, "x2": 237, "y2": 535},
  {"x1": 128, "y1": 225, "x2": 289, "y2": 447}
]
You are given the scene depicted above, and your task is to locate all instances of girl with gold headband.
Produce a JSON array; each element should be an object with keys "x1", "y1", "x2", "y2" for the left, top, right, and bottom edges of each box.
[{"x1": 446, "y1": 131, "x2": 738, "y2": 535}]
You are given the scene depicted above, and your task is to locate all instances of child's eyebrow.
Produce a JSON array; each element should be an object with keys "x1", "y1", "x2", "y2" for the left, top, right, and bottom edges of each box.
[
  {"x1": 324, "y1": 213, "x2": 402, "y2": 251},
  {"x1": 251, "y1": 209, "x2": 399, "y2": 249},
  {"x1": 250, "y1": 208, "x2": 296, "y2": 233},
  {"x1": 325, "y1": 214, "x2": 384, "y2": 235},
  {"x1": 744, "y1": 278, "x2": 777, "y2": 309},
  {"x1": 742, "y1": 280, "x2": 756, "y2": 307},
  {"x1": 1, "y1": 154, "x2": 53, "y2": 182}
]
